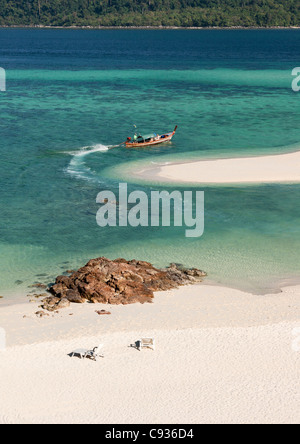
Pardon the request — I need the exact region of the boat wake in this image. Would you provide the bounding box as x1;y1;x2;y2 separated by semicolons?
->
65;144;110;184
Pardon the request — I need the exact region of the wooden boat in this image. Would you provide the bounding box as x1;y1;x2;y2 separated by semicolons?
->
125;126;178;148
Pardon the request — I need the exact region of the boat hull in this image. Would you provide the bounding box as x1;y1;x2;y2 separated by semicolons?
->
125;126;177;148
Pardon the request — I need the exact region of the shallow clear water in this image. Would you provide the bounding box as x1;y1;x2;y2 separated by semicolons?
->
0;28;300;298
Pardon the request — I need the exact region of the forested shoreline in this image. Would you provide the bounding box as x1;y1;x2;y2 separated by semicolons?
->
0;1;299;28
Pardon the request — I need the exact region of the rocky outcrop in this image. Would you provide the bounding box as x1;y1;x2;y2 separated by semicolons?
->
44;257;206;310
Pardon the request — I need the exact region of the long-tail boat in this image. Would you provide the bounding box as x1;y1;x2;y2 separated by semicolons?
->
125;126;178;148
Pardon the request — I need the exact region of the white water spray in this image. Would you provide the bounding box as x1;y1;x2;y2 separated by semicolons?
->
65;144;111;183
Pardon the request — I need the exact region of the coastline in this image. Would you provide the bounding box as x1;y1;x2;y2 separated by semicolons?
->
1;25;300;30
1;282;300;346
0;282;299;423
132;150;300;185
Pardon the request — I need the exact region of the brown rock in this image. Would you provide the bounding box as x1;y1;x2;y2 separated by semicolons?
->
35;311;49;318
47;257;206;311
56;298;71;310
65;290;85;304
41;296;60;312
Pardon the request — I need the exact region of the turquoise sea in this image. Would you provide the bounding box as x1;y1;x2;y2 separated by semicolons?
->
1;28;300;301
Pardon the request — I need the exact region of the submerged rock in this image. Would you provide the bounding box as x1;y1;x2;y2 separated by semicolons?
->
29;283;47;289
46;257;206;311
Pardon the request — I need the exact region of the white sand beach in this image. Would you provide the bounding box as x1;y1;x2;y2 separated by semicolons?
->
136;151;300;185
0;283;300;424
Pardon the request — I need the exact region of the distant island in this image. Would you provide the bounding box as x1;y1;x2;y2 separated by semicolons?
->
0;0;299;28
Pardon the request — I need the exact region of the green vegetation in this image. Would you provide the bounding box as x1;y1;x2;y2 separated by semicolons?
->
0;1;299;28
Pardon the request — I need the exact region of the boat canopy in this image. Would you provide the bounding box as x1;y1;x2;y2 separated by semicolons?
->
138;133;157;140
